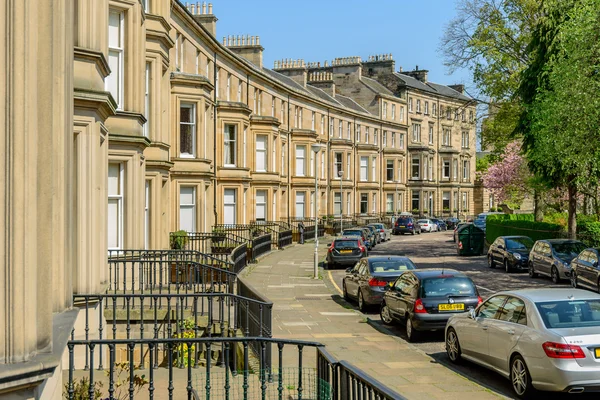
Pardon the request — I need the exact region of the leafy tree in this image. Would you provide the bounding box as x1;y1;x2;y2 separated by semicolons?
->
520;0;600;238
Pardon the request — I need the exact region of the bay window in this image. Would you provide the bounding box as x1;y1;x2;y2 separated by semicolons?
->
360;157;368;181
107;10;124;109
255;190;267;222
179;186;196;233
223;124;237;166
108;163;124;250
295;145;306;176
256;135;267;172
224;189;237;224
411;156;420;179
180;103;196;157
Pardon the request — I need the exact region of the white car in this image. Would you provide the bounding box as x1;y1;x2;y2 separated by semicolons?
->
445;288;600;398
368;223;391;242
417;219;436;232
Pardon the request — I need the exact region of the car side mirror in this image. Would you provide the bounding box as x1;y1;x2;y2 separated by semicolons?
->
469;309;477;319
345;267;352;273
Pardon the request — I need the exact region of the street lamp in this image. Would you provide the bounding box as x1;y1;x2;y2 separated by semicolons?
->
311;144;324;280
338;170;344;235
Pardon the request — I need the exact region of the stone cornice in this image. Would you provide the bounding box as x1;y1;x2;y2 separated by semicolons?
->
148;140;170;151
439;146;460;154
108;133;152;149
250;115;281;127
170;72;214;90
115;110;147;125
357;143;379;151
145;13;172;32
145;160;174;170
216;101;252;115
382;148;405;155
74;88;117;120
291;128;317;139
407;143;429;151
74;47;111;78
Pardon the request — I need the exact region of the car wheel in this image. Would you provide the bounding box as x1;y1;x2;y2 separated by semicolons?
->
342;282;349;301
446;328;462;364
358;290;366;312
488;255;495;269
570;272;578;288
405;317;419;342
551;266;561;284
528;262;537;278
510;355;535;399
504;259;512;273
380;303;393;325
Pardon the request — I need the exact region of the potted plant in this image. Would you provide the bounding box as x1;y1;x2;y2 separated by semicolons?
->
170;230;188;250
411;208;419;215
211;228;226;243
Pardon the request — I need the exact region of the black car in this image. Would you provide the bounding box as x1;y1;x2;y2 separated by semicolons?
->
393;216;421;235
445;218;460;229
571;248;600;292
343;256;417;311
529;239;586;283
380;269;481;342
342;229;372;250
326;237;367;269
363;225;380;245
488;236;534;273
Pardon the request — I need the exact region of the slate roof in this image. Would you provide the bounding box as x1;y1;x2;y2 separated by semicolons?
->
394;73;472;101
261;67;311;96
426;82;471;101
361;76;394;96
335;95;371;114
306;85;341;105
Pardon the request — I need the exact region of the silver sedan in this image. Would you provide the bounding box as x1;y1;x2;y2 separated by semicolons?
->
445;288;600;398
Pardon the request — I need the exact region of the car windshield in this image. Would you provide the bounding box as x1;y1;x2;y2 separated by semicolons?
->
343;230;363;237
553;242;586;258
334;240;358;248
397;218;411;224
506;238;534;251
373;224;384;229
536;300;600;329
420;277;476;298
369;260;416;273
417;220;428;224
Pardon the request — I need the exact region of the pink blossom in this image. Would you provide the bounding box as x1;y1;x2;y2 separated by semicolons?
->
482;141;531;203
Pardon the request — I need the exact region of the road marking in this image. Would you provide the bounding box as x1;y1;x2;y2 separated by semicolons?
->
328;270;344;295
268;284;326;288
477;285;494;293
303;294;332;297
281;321;317;326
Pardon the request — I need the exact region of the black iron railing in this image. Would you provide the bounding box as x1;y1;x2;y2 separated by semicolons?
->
250;233;272;262
251;221;294;249
107;250;238;296
66;336;400;400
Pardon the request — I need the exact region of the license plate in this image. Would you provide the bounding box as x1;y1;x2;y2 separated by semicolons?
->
340;250;352;254
439;303;465;311
595;348;600;358
399;226;405;228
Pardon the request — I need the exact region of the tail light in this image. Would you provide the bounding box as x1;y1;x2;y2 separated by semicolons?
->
477;296;483;306
380;229;385;232
368;278;387;287
542;342;585;359
414;299;427;314
328;243;335;253
408;223;413;227
458;242;463;249
359;244;366;252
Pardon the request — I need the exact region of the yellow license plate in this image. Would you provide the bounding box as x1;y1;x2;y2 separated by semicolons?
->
595;348;600;358
399;226;405;228
439;303;465;311
340;250;352;254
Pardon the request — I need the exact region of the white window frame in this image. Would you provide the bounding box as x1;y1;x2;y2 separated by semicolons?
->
372;193;377;213
296;145;306;176
374;129;378;145
108;163;124;250
433;103;437;116
179;102;196;158
334;192;342;215
237;80;242;102
463;160;470;181
391;104;396;120
411;156;420;179
356;124;361;143
281;143;286;175
321;152;325;179
295;191;306;218
224;189;237;224
383;101;387;118
338;121;343;138
346;154;351;179
226;73;231;101
334;153;343;179
347;122;351;140
386;160;394;182
360;194;368;214
399;133;405;149
428;126;433;144
321;115;325;135
107;10;124;109
272;98;275;117
329;118;334;137
215;67;220;98
360;156;368;182
311;111;316;130
365;127;369;144
386;194;394;213
179;186;196;233
443;160;451;179
223;124;237;167
428;156;433;180
256;135;267;172
272;137;277;173
412;124;421;142
416;99;421;113
453;159;458;180
383;131;387;146
424;101;429;115
409;98;413;112
255;190;267;222
145;180;150;249
144;62;150;138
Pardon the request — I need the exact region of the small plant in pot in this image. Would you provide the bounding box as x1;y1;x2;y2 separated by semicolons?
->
212;228;226;243
170;230;188;250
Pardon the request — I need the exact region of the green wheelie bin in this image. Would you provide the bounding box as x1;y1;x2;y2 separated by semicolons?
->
456;224;485;256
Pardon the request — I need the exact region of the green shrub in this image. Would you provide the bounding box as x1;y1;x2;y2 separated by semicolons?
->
486;214;563;244
577;220;600;247
170;230;188;250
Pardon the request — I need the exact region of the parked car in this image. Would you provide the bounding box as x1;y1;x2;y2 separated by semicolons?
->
379;269;481;342
488;236;534;273
393;216;421;235
528;239;586;283
360;227;376;248
570;248;600;292
446;288;600;398
343;256;417;311
417;219;437;233
326;237;367;269
445;218;460;229
453;222;470;242
342;228;371;250
363;225;381;245
474;212;503;233
368;223;391;242
431;218;447;231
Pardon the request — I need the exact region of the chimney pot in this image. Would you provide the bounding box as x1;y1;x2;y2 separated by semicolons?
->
208;3;212;14
257;36;260;45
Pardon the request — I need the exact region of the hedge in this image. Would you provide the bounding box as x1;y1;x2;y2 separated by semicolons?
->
486;214;563;244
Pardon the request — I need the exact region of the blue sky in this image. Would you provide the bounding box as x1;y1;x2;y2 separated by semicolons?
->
212;0;472;89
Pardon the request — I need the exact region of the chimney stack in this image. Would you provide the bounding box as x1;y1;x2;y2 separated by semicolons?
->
403;65;429;83
362;53;395;77
449;84;465;94
223;34;264;68
186;2;218;37
273;58;308;87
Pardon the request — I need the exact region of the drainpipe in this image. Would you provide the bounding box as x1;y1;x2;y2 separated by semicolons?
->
287;94;291;224
213;52;218;224
327;109;330;217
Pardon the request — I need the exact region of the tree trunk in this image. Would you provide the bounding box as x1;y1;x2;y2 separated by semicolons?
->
567;180;577;239
533;189;544;222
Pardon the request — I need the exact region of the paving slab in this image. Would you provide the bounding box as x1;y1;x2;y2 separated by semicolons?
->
241;240;505;399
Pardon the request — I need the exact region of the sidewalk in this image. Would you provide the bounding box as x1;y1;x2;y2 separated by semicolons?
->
241;240;502;400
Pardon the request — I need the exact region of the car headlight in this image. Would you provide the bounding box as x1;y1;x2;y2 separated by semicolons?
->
564;261;571;268
512;253;522;260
